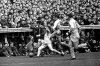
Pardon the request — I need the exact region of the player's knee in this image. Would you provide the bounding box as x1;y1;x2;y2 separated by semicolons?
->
50;48;54;51
69;44;72;48
74;46;78;50
38;47;42;51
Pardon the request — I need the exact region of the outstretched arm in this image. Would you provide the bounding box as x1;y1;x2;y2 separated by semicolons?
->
52;19;61;30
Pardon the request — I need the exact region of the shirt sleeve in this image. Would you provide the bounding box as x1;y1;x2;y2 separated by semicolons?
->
76;21;81;29
52;20;61;29
69;19;75;28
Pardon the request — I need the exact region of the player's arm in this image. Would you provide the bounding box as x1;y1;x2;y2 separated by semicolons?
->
76;22;81;29
76;21;81;33
52;20;60;30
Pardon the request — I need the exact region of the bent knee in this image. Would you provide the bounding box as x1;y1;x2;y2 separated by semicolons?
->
74;46;78;50
69;44;72;48
38;47;42;51
50;48;54;51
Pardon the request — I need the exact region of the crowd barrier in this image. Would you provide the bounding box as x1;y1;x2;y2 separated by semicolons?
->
0;25;100;33
0;28;32;33
60;25;100;30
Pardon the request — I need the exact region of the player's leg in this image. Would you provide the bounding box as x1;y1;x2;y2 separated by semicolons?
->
73;40;79;50
69;40;76;59
56;34;64;55
47;43;62;55
37;44;46;57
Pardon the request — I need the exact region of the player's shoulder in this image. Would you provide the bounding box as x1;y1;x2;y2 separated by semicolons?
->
70;18;75;21
56;19;61;22
70;18;76;22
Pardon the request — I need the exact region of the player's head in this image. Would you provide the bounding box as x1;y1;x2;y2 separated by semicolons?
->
68;13;74;18
54;12;63;19
45;26;50;33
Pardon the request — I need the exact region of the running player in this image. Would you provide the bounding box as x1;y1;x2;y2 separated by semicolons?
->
37;26;63;57
68;14;81;60
51;15;64;55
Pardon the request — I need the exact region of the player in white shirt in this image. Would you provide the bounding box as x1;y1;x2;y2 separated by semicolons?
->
37;26;63;57
51;15;64;55
68;14;81;60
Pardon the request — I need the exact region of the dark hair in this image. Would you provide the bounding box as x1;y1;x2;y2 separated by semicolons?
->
68;13;73;18
55;14;63;19
54;13;60;18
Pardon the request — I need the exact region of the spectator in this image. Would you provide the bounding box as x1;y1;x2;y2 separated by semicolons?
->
10;42;19;56
0;42;10;57
3;43;13;56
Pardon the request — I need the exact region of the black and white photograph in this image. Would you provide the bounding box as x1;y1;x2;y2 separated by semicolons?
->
0;0;100;66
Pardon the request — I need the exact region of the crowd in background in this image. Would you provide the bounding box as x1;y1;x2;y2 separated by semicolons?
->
0;0;100;28
0;0;100;57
